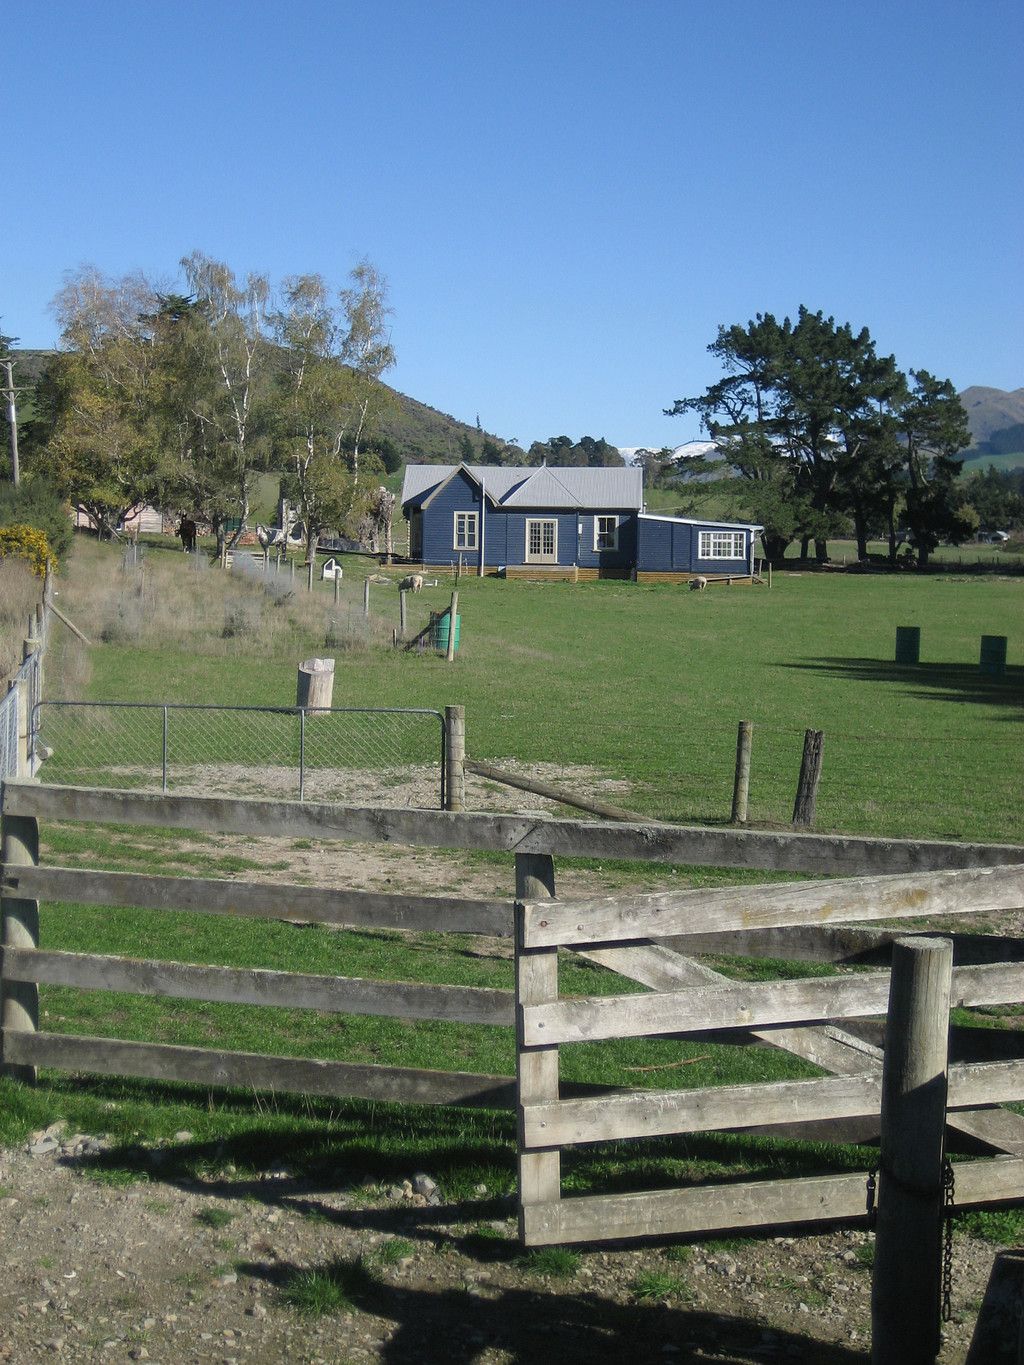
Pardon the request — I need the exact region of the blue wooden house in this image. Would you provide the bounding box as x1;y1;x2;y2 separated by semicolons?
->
400;463;762;582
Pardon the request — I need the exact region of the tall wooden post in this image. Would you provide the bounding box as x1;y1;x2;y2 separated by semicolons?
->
399;590;408;640
1;810;40;1082
731;720;752;824
872;936;953;1365
334;572;341;606
515;852;560;1244
446;590;459;662
444;705;465;812
792;728;824;826
363;577;371;619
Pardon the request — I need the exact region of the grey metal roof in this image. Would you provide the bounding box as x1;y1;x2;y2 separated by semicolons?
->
401;463;643;511
639;513;763;531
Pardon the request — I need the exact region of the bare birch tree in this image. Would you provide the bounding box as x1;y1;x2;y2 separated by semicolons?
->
179;252;273;554
272;261;396;560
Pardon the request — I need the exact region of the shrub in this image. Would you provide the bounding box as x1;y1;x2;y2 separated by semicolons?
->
222;596;262;639
0;524;54;577
0;482;72;560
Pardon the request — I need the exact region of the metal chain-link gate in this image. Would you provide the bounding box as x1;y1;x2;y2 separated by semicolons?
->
32;701;447;807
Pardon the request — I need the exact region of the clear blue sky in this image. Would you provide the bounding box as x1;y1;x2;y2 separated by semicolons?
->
5;0;1022;448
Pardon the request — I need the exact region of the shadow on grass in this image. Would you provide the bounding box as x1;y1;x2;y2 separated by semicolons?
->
238;1253;869;1364
778;657;1024;713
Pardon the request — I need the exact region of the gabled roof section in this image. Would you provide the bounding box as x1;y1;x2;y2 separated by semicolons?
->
401;464;643;511
401;463;528;509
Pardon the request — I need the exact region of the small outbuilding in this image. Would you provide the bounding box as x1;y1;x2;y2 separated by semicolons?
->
635;514;763;583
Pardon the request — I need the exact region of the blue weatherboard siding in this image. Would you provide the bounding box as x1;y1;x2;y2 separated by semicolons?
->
420;469;484;567
636;518;753;574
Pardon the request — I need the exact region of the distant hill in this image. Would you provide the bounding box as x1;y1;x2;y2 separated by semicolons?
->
960;385;1024;464
375;385;513;463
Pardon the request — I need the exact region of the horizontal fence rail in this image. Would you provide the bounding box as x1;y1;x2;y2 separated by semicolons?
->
5;781;1024;874
32;701;446;808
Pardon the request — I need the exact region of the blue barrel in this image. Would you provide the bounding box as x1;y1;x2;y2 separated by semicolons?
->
895;626;921;665
430;612;461;654
979;635;1007;677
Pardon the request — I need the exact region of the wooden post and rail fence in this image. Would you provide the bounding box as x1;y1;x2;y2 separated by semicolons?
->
442;712;824;830
3;780;1024;1360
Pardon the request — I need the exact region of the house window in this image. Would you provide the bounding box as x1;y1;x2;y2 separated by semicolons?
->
594;515;619;551
454;511;478;551
525;518;558;563
698;530;746;560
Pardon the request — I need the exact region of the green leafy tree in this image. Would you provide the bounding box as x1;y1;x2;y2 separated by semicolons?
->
527;435;625;468
667;308;962;565
962;465;1024;531
31;267;163;538
897;370;974;564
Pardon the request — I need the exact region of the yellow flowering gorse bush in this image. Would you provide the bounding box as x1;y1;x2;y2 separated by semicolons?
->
0;525;54;578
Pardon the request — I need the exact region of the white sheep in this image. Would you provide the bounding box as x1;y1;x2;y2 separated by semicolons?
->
689;576;708;592
399;574;424;593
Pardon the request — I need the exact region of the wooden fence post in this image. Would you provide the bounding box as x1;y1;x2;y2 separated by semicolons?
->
363;577;371;619
515;852;560;1243
1;809;40;1082
731;720;752;824
446;590;459;662
792;728;824;826
444;705;465;812
399;590;408;640
17;636;38;776
871;936;953;1365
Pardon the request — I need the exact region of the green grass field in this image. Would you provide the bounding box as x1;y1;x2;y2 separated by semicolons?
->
64;539;1024;842
4;535;1021;1197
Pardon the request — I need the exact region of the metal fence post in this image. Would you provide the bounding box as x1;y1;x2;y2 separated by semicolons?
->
162;705;169;793
299;708;306;801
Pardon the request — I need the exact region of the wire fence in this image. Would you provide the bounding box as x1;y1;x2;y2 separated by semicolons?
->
33;702;447;807
1;597;48;784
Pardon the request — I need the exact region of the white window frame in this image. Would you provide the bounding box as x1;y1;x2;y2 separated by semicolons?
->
698;529;746;561
453;511;478;551
525;518;558;563
594;514;619;552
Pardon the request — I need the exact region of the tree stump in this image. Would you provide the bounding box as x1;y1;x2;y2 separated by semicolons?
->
296;658;335;711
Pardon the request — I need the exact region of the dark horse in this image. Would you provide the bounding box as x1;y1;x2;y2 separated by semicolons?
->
177;517;198;552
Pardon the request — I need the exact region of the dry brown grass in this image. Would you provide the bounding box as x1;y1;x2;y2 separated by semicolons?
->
51;536;396;665
0;558;42;683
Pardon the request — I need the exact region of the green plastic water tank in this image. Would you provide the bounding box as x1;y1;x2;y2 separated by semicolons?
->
979;634;1007;677
895;625;921;664
431;612;461;654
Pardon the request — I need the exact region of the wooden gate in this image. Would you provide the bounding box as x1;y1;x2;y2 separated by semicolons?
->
515;857;1024;1245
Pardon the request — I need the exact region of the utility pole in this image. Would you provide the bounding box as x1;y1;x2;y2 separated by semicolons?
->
1;359;22;485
